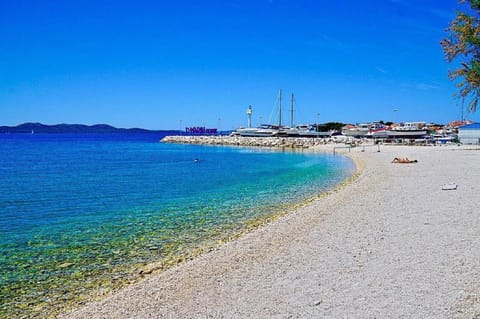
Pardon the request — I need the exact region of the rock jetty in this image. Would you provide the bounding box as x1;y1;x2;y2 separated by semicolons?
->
160;135;345;148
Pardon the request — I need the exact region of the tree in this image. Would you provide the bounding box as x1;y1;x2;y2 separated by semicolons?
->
441;0;480;112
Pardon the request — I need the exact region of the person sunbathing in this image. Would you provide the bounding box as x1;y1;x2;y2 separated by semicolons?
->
392;157;417;164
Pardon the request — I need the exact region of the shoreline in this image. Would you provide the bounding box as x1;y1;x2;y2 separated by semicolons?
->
62;144;480;318
36;140;355;318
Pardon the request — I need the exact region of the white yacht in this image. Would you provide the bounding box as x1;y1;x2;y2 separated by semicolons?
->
386;122;428;138
233;124;280;137
343;122;386;137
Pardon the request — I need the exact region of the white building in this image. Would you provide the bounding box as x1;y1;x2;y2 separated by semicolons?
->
458;123;480;145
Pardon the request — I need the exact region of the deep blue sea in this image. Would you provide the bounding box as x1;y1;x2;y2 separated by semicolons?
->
0;133;355;317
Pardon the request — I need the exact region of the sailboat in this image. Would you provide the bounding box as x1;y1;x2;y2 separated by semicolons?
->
280;93;331;137
234;90;284;137
277;92;298;137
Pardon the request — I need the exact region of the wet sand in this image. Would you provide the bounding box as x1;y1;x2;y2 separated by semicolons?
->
62;144;480;319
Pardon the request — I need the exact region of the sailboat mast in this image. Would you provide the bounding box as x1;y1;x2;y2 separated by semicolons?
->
279;89;282;127
290;93;294;128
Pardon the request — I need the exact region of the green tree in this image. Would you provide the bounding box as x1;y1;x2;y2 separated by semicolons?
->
441;0;480;112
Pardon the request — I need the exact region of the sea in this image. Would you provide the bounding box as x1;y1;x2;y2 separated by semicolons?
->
0;133;355;318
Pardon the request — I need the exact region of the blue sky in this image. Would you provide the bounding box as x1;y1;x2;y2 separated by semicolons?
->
0;0;475;130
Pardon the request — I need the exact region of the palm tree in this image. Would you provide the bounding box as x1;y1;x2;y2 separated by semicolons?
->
441;0;480;112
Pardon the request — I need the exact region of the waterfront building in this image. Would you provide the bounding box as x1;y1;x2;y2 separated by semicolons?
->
458;123;480;145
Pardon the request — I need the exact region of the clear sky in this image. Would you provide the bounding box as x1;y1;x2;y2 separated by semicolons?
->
1;0;476;130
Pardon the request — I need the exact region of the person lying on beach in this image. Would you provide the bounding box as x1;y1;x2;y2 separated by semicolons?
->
392;157;418;164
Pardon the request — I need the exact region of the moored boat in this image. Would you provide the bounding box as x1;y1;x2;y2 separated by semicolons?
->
385;122;427;139
342;123;370;137
367;128;388;138
233;90;294;138
283;124;332;137
234;124;281;137
343;122;386;138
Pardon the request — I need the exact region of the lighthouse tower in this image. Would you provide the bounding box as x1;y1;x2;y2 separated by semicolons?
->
246;105;253;128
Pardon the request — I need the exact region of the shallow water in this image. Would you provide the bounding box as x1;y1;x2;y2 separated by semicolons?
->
0;133;355;317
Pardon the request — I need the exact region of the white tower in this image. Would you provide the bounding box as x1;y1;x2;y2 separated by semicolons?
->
246;105;253;128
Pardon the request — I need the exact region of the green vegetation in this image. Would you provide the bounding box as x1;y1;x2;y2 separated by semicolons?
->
441;0;480;112
316;122;345;132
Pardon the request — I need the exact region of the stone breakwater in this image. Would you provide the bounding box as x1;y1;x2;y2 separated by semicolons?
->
161;135;343;148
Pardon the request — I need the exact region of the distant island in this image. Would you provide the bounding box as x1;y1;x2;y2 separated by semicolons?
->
0;122;174;134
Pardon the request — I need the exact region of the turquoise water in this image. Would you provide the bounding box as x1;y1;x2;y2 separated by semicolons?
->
0;133;355;317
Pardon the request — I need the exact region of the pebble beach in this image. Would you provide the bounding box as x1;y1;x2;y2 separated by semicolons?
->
62;142;480;319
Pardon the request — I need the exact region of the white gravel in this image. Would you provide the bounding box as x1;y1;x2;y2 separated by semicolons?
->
61;144;480;319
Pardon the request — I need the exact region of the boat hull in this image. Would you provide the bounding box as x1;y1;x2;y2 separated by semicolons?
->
234;128;279;137
283;130;331;138
385;129;428;138
367;129;388;138
342;129;369;137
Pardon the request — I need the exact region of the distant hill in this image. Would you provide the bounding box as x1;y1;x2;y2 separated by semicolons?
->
0;122;173;134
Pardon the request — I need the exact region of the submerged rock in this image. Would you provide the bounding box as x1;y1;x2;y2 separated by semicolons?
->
138;261;164;275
